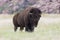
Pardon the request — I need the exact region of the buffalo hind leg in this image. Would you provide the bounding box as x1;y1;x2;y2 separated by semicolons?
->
14;27;18;32
20;27;24;31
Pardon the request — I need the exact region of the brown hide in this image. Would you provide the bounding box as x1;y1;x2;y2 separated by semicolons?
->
13;7;42;32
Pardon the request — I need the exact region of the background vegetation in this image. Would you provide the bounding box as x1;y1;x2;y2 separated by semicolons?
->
0;0;60;14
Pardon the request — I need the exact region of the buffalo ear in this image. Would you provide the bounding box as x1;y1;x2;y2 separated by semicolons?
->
29;13;32;17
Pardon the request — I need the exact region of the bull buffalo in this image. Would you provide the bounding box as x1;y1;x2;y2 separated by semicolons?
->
13;7;42;32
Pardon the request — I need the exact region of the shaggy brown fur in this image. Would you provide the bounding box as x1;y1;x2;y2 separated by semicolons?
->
13;7;42;32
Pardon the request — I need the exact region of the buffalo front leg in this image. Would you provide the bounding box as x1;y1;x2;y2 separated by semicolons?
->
25;23;34;32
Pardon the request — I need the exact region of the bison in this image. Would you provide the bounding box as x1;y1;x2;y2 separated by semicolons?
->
13;7;42;32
